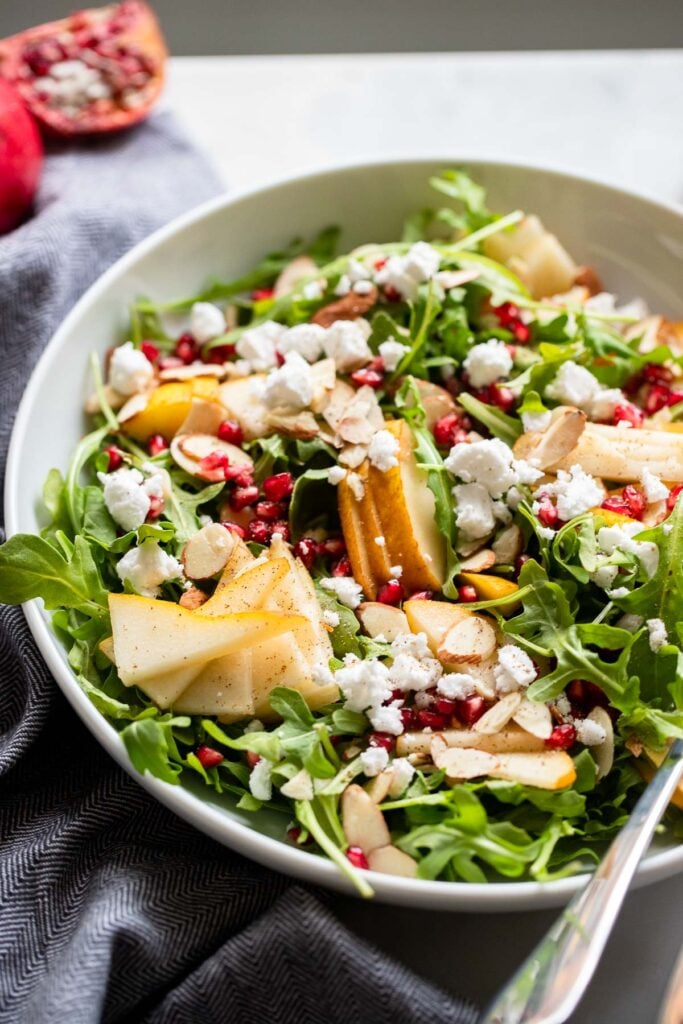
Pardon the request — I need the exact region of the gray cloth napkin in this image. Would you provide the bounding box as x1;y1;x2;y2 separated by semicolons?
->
0;112;478;1024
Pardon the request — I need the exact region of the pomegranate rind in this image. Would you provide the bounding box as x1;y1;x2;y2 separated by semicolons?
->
0;78;43;232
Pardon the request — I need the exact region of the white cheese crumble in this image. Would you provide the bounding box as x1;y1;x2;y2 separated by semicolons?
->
334;655;392;713
391;632;433;660
368;429;399;471
235;320;286;371
544;360;625;421
277;322;326;363
320;576;364;609
374;536;386;547
493;645;537;694
608;587;630;599
591;564;620;590
452;482;496;541
641;468;669;503
462;339;513;389
280;768;314;800
321;319;373;372
597;522;660;578
98;467;155;532
353;280;374;295
115;540;183;598
302;280;324;300
334;274;351;296
346;471;365;501
437;672;478;700
616;613;644;632
108;341;154;396
327;466;347;485
646;617;668;652
389;652;442;692
521;409;552;433
249;758;273;801
322;609;340;629
378;338;410;371
374;242;441;300
445;437;543;500
190;302;226;343
389;564;403;578
261;351;314;411
359;746;389;777
368;704;404;735
575;718;607;747
534;464;605;521
388;757;415;797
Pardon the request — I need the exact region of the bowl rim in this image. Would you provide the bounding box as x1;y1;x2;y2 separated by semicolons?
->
6;155;683;911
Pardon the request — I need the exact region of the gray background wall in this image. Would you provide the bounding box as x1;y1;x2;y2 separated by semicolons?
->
2;0;682;53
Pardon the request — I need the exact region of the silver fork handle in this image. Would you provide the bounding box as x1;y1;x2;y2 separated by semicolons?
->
482;739;683;1024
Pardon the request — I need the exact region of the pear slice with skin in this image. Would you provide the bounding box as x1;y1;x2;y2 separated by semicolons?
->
337;471;379;599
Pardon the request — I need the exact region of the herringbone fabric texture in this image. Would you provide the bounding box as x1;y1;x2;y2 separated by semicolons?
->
0;115;478;1024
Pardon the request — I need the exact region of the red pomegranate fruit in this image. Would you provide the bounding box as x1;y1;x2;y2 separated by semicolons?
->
0;1;167;137
0;78;43;232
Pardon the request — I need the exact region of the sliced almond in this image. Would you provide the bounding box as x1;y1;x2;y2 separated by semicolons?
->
367;845;418;878
98;635;116;663
513;698;553;740
175;397;226;438
459;548;496;573
219;376;272;441
341;784;391;855
642;499;668;529
117;392;150;424
312;286;378;329
489;750;576;790
587;707;614;781
365;769;393;804
309;357;337;407
357;602;409;641
265;409;320;440
438;616;497;666
492;524;523;565
435;267;481;290
526;406;587;470
338;444;369;468
171;433;254;478
179;585;209;610
181;523;236;581
573;265;603;296
431;739;498;780
320;379;358;432
273;254;319;298
474;692;523;735
397;726;545;757
159;362;226;382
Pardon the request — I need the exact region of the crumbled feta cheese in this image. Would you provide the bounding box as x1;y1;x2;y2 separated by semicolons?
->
335;654;392;712
334;274;351;296
591;564;620;590
348;258;371;284
535;464;605;521
99;466;151;531
391;632;432;660
463;339;513;389
280;768;314;800
235;320;286;371
554;693;573;719
353;280;375;295
346;471;365;501
646;617;668;652
262;351;314;411
277;323;326;363
368;703;404;735
368;429;399;472
437;673;478;700
116;540;183;598
108;341;154;396
663;523;674;535
327;466;347;485
360;746;389;777
545;360;601;409
389;653;442;692
322;609;340;629
374;242;440;300
589;388;624;422
190;302;225;343
597;522;660;577
389;564;403;578
575;718;607;747
388;757;415;797
493;645;537;694
616;613;644;632
321;319;372;372
536;525;557;541
302;280;324;300
608;586;630;599
453;482;496;541
446;437;542;499
378;338;410;371
521;409;552;433
414;689;435;709
320;576;364;609
374;535;386;547
641;468;669;503
249;758;273;801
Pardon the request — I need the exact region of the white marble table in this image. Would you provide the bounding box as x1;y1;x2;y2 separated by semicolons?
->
167;51;683;1024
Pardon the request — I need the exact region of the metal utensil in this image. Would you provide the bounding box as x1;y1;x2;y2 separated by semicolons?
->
482;739;683;1024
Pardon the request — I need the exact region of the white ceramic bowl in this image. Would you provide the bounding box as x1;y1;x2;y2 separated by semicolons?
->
6;158;683;911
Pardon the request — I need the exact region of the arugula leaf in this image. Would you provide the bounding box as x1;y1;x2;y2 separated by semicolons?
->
164;478;224;546
457;392;522;446
315;585;362;657
429;170;494;233
288;468;336;540
268;686;314;729
122;717;188;786
0;533;109;620
82;486;117;547
615;499;683;638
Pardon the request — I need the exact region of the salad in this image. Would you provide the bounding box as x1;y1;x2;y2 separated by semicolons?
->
2;169;683;896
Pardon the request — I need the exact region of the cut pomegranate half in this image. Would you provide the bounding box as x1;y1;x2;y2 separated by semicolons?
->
0;78;43;233
0;1;167;137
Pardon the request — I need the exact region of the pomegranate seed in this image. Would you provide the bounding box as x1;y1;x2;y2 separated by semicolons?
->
332;555;352;577
368;356;386;373
377;580;404;605
416;709;448;730
263;472;294;502
105;446;123;471
231;466;254;488
198;452;231;482
494;301;521;327
270;520;291;541
174;333;199;364
645;383;671;414
320;536;346;558
287;826;302;843
400;707;418;730
643;363;673;385
147;495;164;520
667;391;683;407
667;483;683;511
217;419;244;446
546;724;577;750
613;403;644;428
409;590;434;601
456;696;487;725
433;412;466;448
490;383;515;412
148;433;168;456
384;285;402;303
346;846;369;870
458;585;478;603
275;351;286;367
247;519;273;545
537;496;559;528
251;288;274;301
512;321;531;344
230;485;260;511
141;340;159;363
294;537;318;569
566;679;608;715
368;732;395;751
350;368;384;389
246;751;261;768
203;344;236;364
600;496;631;517
435;698;458;717
388;688;405;705
515;554;531;578
196;745;224;769
221;522;246;539
622;485;646;520
374;257;388;270
255;500;286;521
158;355;184;371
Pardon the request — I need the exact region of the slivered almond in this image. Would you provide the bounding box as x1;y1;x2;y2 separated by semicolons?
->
365;770;393;804
459;548;497;573
341;784;391;854
397;726;544;757
179;585;209;610
175;398;226;438
273;255;319;298
265;410;320;440
492;524;523;565
587;707;614;781
438;616;497;666
527;406;587;470
367;845;418;878
431;740;498;780
513;699;553;739
117;392;150;423
573;265;603;296
474;692;523;734
181;523;236;581
312;287;378;328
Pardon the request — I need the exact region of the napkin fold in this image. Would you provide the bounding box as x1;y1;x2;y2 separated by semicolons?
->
0;112;478;1024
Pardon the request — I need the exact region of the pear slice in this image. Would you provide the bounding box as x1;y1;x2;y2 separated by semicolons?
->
397;726;545;757
357;602;410;641
488;750;576;790
218;375;272;440
338;471;382;599
367;845;418;878
341;784;391;855
202;557;290;615
367;419;446;593
403;599;471;653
